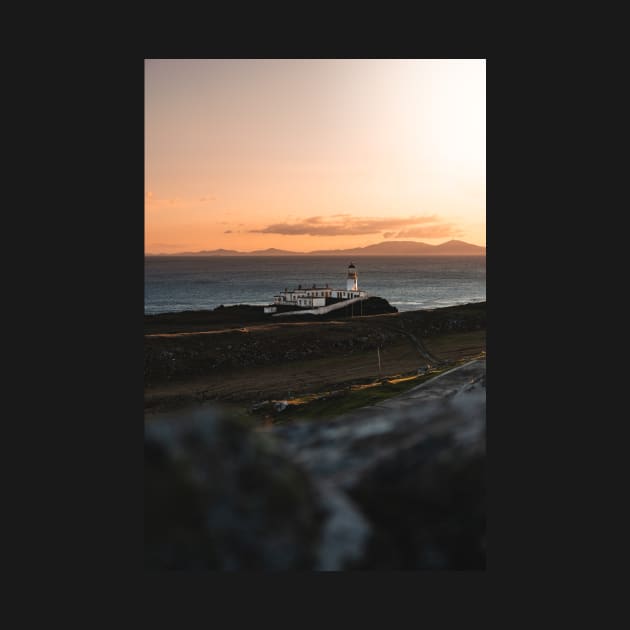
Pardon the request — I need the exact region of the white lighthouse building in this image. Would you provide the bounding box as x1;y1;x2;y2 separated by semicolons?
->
346;262;358;291
272;262;367;308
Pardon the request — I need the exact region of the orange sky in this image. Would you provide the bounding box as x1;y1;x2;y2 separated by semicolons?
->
145;59;485;253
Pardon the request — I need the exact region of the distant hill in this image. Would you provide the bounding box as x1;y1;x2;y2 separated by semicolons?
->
148;247;301;256
164;248;243;256
248;248;301;255
308;240;485;256
431;240;486;255
147;240;485;256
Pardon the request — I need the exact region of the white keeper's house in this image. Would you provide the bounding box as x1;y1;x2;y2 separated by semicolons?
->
272;263;368;308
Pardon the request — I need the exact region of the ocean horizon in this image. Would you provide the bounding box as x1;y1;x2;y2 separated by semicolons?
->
145;255;486;315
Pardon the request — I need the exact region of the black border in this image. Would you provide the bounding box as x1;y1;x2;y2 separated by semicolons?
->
52;44;565;612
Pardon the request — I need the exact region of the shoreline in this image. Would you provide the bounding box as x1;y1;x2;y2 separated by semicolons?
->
144;298;486;317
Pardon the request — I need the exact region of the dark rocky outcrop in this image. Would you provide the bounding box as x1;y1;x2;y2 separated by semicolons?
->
145;360;485;570
145;411;327;570
273;361;486;569
144;297;397;334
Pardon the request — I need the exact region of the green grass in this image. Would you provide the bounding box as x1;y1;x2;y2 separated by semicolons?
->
250;361;470;425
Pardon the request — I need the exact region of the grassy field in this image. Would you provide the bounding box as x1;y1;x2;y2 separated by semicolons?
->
145;303;486;420
423;330;486;361
248;362;472;425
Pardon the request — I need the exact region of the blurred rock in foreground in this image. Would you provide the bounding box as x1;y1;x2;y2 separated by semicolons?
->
145;360;485;570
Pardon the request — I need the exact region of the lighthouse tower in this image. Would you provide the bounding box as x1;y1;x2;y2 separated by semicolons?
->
346;262;358;291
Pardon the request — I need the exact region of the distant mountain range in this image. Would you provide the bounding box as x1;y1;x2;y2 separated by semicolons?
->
147;240;485;257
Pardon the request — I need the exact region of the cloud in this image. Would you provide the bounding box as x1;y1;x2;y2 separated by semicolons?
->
224;230;233;234
251;215;443;237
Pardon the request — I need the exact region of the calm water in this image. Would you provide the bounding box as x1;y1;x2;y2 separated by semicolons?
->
144;256;486;315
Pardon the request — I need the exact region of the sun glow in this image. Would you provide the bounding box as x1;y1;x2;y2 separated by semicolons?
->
145;59;486;253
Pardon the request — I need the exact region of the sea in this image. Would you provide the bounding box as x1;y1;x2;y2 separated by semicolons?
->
144;256;486;315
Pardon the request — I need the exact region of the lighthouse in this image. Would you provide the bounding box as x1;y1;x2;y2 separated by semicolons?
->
271;261;367;311
346;262;358;291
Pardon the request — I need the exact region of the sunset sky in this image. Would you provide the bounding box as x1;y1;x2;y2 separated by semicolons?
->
145;59;485;254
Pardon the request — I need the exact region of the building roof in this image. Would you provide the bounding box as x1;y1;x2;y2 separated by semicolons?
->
279;287;333;293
